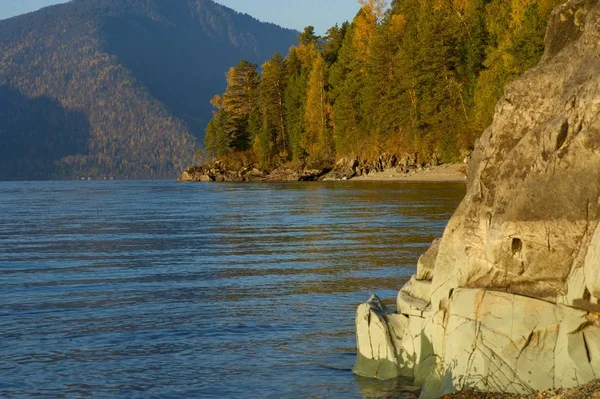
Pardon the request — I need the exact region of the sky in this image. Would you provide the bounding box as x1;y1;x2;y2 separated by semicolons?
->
0;0;361;34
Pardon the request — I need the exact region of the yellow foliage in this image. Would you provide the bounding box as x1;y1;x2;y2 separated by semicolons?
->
510;0;535;28
304;55;331;160
294;43;319;67
388;14;407;37
358;0;387;20
353;0;388;65
452;0;467;11
210;94;224;110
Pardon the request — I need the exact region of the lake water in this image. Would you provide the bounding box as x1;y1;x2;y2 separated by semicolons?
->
0;180;465;398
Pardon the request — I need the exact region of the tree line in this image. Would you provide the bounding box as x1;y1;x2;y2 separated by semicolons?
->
204;0;561;169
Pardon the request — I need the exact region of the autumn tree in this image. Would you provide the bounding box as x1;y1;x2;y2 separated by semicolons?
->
330;1;386;157
203;0;560;169
304;54;332;161
354;0;387;65
204;60;259;157
254;53;288;167
364;9;406;150
284;33;320;162
472;0;562;132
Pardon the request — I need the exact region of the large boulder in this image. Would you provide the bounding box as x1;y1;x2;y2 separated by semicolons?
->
353;0;600;396
353;295;413;380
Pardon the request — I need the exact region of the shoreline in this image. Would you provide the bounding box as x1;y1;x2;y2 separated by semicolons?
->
179;162;468;183
349;163;467;182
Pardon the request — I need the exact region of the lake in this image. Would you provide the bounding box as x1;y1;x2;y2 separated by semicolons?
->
0;180;465;398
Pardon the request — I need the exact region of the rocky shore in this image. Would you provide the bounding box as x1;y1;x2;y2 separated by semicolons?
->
353;0;600;398
178;154;465;183
441;379;600;399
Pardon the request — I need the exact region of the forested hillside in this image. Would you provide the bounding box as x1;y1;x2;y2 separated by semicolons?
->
0;0;297;180
204;0;562;170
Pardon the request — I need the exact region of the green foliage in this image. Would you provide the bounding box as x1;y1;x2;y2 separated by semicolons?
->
323;23;350;65
204;60;260;159
204;0;559;168
305;54;333;161
284;48;309;162
329;22;368;157
298;26;320;45
205;112;233;158
255;53;288;167
472;0;562;131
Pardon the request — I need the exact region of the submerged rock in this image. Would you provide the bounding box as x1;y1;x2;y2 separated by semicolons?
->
354;0;600;397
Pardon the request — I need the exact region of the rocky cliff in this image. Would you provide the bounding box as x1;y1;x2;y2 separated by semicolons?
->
353;0;600;397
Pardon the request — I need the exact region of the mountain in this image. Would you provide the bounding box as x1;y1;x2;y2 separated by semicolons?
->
0;0;298;180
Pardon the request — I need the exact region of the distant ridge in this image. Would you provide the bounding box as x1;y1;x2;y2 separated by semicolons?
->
0;0;298;180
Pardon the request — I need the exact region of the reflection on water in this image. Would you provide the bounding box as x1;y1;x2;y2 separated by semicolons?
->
355;375;421;399
0;180;465;398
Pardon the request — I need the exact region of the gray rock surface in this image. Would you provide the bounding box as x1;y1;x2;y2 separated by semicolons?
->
353;0;600;396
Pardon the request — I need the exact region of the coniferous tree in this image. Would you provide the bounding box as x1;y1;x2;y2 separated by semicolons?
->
330;1;383;158
284;38;320;162
323;23;349;65
222;60;259;151
255;53;288;167
205;111;232;158
329;22;364;157
202;0;561;170
304;54;332;161
284;48;309;161
298;26;320;46
204;60;259;156
365;9;406;150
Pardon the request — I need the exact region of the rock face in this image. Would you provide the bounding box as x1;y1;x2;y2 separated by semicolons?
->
354;0;600;397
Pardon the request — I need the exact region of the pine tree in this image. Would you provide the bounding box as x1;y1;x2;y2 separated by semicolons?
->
255;53;288;167
323;23;350;65
298;26;320;46
364;9;406;150
283;37;320;162
221;60;259;151
330;15;368;157
204;111;233;158
285;48;309;161
304;54;332;161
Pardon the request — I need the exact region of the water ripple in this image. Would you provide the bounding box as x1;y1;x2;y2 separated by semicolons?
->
0;180;464;398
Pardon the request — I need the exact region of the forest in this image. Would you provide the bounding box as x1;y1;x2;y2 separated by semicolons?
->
204;0;562;170
0;0;297;180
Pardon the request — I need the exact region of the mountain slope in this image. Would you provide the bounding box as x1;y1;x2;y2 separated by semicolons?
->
0;0;298;180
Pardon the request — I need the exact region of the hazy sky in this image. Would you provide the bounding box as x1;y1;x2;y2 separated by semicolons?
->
0;0;360;34
213;0;359;34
